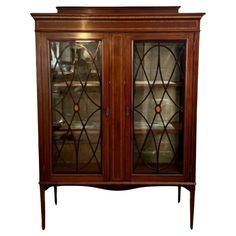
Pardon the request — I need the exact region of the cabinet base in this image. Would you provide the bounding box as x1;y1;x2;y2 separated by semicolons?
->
39;182;195;230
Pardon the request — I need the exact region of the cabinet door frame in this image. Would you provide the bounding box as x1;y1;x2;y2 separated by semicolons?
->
123;32;195;183
36;32;111;183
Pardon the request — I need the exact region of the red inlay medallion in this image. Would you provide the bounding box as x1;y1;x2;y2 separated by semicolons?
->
74;104;80;112
155;105;161;113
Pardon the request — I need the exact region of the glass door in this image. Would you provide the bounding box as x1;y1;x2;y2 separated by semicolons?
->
50;40;102;174
132;41;186;174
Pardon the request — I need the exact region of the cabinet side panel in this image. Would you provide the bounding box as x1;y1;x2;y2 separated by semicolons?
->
41;34;52;181
182;33;194;182
189;32;200;182
35;32;47;182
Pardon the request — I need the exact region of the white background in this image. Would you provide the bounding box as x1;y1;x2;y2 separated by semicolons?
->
0;0;235;235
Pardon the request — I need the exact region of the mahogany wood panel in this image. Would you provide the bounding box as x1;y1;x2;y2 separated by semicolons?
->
56;6;181;14
34;19;200;32
189;32;200;182
35;32;45;181
110;34;126;181
32;14;204;20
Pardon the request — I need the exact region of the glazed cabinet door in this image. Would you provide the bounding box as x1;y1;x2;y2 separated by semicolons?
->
38;33;110;182
124;33;195;181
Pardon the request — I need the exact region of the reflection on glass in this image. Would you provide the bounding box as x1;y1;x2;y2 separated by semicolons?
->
50;40;102;174
133;41;185;174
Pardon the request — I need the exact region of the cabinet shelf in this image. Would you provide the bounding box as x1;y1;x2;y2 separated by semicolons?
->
53;163;101;174
53;122;100;137
52;70;99;79
134;163;181;174
135;81;182;87
52;80;100;88
134;122;182;134
52;80;181;88
53;129;100;138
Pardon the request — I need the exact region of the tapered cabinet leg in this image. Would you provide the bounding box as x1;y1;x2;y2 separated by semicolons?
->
190;186;195;229
178;186;181;203
40;185;46;230
54;186;57;205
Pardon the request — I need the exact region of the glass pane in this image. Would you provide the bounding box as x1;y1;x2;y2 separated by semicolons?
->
50;40;102;174
133;41;185;174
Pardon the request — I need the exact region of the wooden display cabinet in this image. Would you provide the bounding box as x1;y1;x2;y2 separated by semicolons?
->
31;6;204;229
